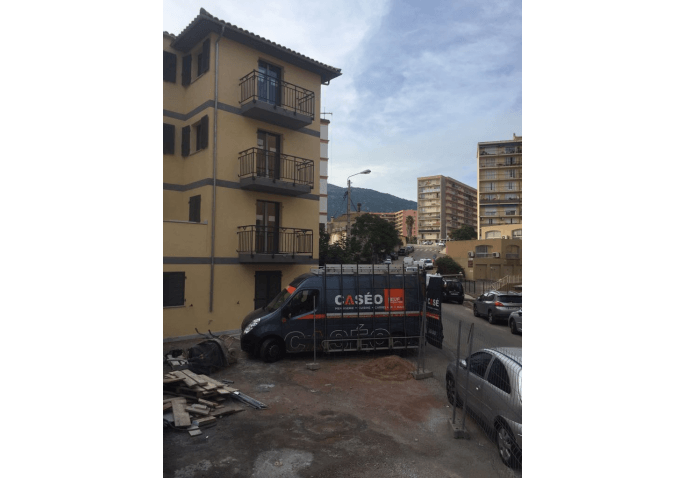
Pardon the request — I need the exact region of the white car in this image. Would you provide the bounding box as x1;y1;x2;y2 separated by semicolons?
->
437;241;445;246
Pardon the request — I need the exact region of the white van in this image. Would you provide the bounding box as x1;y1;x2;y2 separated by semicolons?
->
403;256;414;267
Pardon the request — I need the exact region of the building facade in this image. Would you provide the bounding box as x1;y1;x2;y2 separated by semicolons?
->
477;134;522;240
444;239;522;281
393;209;417;241
163;9;341;339
416;176;477;242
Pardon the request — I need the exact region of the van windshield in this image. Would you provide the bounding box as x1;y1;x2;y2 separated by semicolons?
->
265;288;292;312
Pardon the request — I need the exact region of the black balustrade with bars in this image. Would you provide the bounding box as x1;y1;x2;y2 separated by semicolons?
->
239;70;315;119
237;225;313;257
238;148;314;187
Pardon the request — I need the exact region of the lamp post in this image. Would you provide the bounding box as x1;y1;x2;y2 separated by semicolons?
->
347;169;371;239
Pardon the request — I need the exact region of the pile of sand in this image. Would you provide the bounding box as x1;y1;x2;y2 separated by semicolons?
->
359;355;416;381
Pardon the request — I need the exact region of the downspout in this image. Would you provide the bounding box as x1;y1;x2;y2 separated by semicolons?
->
209;25;225;313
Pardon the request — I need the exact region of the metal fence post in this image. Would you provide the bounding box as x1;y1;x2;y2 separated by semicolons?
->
461;323;474;431
307;295;320;370
452;320;462;424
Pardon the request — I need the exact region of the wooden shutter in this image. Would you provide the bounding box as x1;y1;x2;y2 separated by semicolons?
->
189;195;201;223
181;126;190;157
200;115;209;150
163;123;175;154
201;39;210;74
163;272;185;307
182;55;192;86
163;51;177;83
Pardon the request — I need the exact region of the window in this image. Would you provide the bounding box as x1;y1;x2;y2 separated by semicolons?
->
189;195;201;223
163;272;185;307
181;115;209;157
484;208;497;216
505;157;516;165
506;181;516;190
508;169;517;178
181;39;210;86
487;358;511;394
513;229;522;239
256;200;280;253
258;60;281;106
467;352;492;378
257;130;281;179
163;51;177;83
163;123;175;154
287;289;319;317
485;231;501;239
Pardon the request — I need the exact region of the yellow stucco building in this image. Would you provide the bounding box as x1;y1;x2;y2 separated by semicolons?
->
163;9;341;340
477;134;523;240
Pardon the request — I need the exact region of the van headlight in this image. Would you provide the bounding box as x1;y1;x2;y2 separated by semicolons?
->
243;318;261;334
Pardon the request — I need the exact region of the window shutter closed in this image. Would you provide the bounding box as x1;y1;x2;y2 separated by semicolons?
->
182;55;192;86
163;123;175;154
181;126;191;157
200;115;209;150
189;195;201;222
163;51;177;83
163;272;185;307
201;39;210;74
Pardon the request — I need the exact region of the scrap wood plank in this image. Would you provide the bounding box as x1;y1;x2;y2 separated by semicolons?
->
185;406;210;416
171;399;191;427
163;402;173;412
180;370;208;386
194;416;217;427
198;398;219;408
210;403;244;417
171;371;196;388
163;376;184;384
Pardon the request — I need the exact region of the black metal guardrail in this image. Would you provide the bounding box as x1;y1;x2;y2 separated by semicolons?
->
239;70;315;118
237;225;313;256
238;148;314;186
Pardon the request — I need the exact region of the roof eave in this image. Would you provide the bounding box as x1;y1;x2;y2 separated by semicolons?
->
169;9;342;84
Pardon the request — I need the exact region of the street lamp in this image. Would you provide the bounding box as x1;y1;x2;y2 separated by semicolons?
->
347;169;371;239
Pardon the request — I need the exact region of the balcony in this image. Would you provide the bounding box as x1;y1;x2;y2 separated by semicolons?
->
238;148;314;196
239;70;315;130
480;197;521;204
237;225;313;264
479;159;523;168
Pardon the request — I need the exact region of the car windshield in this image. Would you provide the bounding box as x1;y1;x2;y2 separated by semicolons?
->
499;295;522;304
265;288;293;312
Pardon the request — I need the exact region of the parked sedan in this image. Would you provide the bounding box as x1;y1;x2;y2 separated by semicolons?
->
446;347;522;468
473;291;522;324
508;309;522;334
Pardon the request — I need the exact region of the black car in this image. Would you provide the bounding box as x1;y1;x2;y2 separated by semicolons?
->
441;280;464;304
398;248;406;256
390;252;399;260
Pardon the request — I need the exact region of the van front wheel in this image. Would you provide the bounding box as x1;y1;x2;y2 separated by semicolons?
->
260;338;284;363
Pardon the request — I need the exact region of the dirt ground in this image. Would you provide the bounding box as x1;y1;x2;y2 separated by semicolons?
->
163;338;521;478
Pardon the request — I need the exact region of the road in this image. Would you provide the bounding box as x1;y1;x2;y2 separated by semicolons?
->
396;243;522;362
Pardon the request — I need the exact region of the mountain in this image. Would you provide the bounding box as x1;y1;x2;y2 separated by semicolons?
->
326;184;417;220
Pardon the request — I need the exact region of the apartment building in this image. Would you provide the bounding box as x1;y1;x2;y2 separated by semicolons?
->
326;210;412;244
393;209;417;241
163;9;341;339
477;134;522;240
416;176;477;242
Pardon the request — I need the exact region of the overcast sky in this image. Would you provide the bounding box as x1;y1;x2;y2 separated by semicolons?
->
163;0;522;202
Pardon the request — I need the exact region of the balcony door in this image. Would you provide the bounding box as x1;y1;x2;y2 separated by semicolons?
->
257;131;281;180
258;60;281;106
256;200;280;254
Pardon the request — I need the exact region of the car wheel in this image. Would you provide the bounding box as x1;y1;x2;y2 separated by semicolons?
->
510;319;517;334
487;310;495;324
496;422;520;469
473;305;480;317
260;338;284;363
457;299;463;305
445;372;463;407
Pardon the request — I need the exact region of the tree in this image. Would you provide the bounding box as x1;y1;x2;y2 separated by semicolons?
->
351;214;401;263
434;256;465;275
449;225;477;241
319;225;355;265
405;215;415;241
